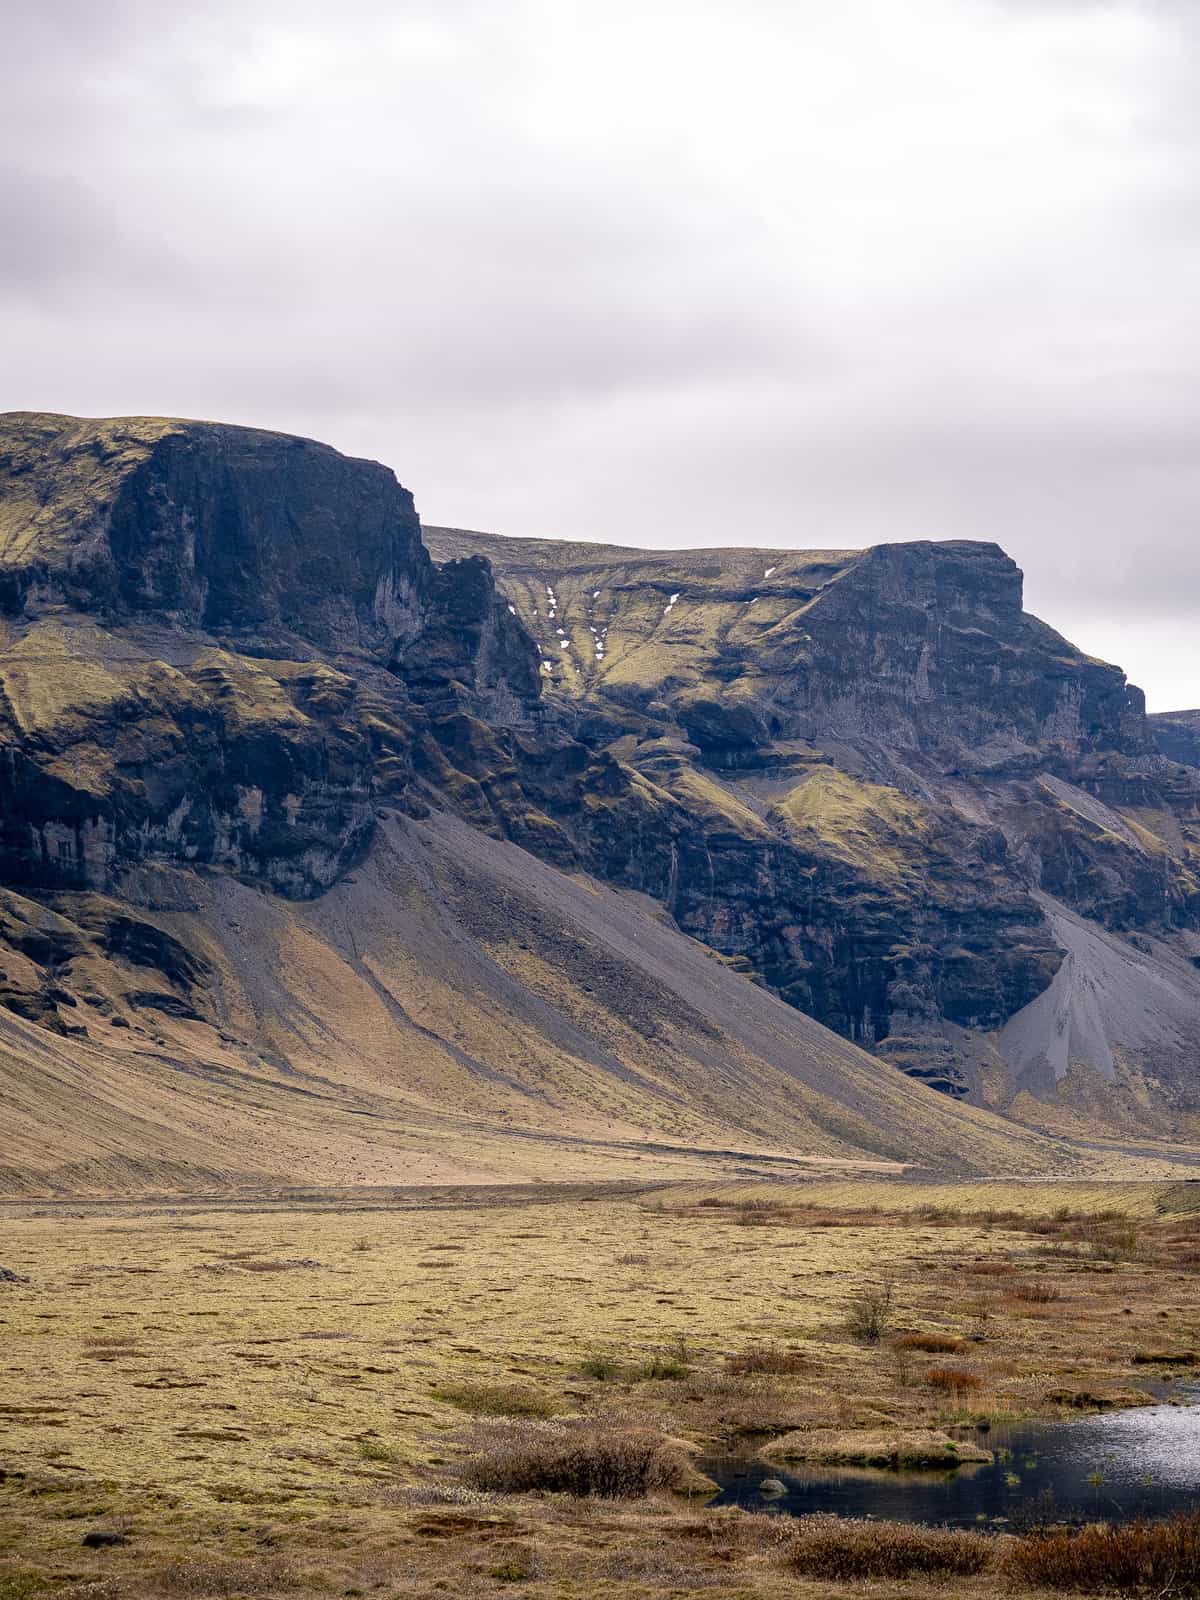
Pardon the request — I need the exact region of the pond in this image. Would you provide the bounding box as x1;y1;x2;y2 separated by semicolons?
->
702;1387;1200;1528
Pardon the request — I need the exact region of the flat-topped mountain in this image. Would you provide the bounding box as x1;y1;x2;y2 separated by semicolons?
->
0;412;1196;1195
425;529;1146;766
425;526;1200;1125
0;412;430;647
1;411;1084;1194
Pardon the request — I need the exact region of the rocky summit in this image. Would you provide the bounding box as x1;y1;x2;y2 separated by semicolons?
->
0;412;1197;1196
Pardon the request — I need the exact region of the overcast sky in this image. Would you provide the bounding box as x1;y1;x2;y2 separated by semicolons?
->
3;1;1197;709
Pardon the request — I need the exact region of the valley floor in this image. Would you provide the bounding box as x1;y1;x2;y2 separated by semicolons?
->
2;1178;1200;1598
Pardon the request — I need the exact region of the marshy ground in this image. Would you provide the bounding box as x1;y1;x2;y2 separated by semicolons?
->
3;1177;1200;1598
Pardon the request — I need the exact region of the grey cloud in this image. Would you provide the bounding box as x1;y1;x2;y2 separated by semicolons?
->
1;0;1198;709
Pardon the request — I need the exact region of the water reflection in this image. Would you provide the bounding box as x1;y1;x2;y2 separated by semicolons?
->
703;1388;1200;1528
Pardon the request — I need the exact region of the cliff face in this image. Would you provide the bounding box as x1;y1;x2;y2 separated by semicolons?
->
426;526;1200;1122
0;410;1196;1177
0;413;431;646
1152;709;1200;769
0;414;545;904
2;412;1081;1194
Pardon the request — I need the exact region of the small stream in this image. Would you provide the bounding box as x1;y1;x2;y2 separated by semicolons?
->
702;1387;1200;1528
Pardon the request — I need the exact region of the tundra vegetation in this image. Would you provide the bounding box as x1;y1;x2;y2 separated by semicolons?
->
2;1177;1200;1598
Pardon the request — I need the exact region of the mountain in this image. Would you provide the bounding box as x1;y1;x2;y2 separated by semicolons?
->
1152;709;1200;769
3;410;1106;1195
423;527;1200;1137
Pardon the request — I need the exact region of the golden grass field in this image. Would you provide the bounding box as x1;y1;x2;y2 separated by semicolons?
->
3;1177;1200;1598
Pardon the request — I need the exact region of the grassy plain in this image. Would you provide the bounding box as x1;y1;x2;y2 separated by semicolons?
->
2;1178;1200;1599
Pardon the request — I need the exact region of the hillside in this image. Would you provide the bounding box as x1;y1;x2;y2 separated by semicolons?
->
1152;708;1200;768
425;526;1200;1135
0;410;1114;1195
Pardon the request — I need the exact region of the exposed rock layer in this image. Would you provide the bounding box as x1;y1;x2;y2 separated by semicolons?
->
426;526;1200;1119
0;410;1195;1189
1152;709;1200;769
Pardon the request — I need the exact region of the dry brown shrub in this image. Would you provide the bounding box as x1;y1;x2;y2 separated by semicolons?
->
461;1421;686;1498
845;1280;895;1343
784;1516;991;1579
724;1344;808;1375
1003;1511;1200;1593
1005;1281;1062;1304
890;1331;964;1354
924;1366;985;1393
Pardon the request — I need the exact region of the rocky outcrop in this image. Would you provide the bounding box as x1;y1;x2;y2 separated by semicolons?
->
0;411;1195;1147
397;554;542;726
0;414;543;901
0;413;431;649
426;526;1200;1120
1152;710;1200;769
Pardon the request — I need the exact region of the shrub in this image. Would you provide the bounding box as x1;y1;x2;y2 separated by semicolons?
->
1088;1224;1140;1263
924;1366;985;1393
635;1335;691;1380
784;1517;991;1579
1003;1511;1200;1593
637;1353;690;1380
357;1438;401;1462
736;1206;787;1227
1006;1282;1062;1304
725;1344;808;1375
580;1352;622;1381
462;1423;685;1498
433;1382;559;1418
891;1332;963;1354
845;1281;895;1343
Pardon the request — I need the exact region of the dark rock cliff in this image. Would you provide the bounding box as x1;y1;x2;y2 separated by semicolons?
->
0;414;536;902
0;412;1196;1136
0;413;431;648
1152;710;1200;769
425;525;1200;1118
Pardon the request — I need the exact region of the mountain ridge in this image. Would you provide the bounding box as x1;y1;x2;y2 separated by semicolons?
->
0;411;1196;1193
424;523;1200;1127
